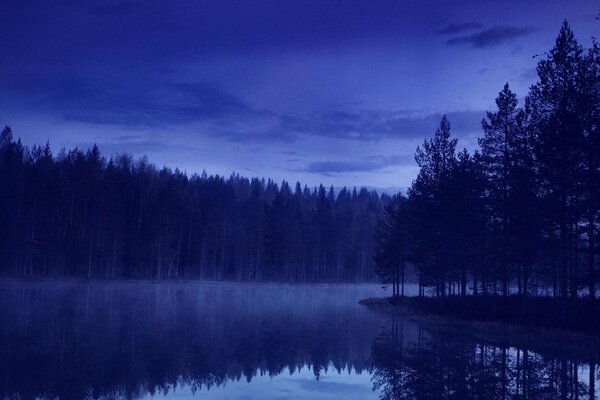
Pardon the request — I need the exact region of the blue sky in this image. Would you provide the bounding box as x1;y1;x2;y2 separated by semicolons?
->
1;0;598;190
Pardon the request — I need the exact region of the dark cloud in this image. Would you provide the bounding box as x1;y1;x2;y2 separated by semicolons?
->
436;22;484;35
0;0;419;72
274;110;484;141
217;126;297;144
173;82;254;118
18;77;258;127
445;25;535;48
5;69;484;144
302;155;413;175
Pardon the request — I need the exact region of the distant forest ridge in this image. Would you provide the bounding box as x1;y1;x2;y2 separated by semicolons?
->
374;21;600;299
0;131;389;281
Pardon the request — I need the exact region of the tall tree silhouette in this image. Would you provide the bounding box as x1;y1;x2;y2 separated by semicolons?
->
373;20;600;298
374;194;408;296
479;84;531;296
579;37;600;298
529;21;584;298
408;116;457;296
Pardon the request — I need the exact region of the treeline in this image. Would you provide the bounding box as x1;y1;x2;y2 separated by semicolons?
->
0;134;387;281
375;22;600;298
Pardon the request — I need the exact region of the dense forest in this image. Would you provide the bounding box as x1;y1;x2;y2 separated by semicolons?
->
0;133;387;281
375;22;600;298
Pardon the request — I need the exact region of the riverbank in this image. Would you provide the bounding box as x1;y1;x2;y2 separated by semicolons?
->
360;295;600;361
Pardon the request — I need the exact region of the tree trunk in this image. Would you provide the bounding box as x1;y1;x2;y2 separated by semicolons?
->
589;219;596;298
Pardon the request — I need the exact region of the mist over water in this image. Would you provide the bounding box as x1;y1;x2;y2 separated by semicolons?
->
0;282;597;399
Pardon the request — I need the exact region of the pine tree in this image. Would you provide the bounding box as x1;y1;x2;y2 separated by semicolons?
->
529;21;584;298
479;83;521;296
409;116;457;296
373;194;408;296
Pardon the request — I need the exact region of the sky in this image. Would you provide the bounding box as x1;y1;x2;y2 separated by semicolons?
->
1;0;599;191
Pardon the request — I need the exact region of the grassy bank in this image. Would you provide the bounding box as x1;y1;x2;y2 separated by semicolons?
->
360;295;600;361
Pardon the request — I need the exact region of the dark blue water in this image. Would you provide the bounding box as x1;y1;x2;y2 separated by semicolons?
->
0;282;597;399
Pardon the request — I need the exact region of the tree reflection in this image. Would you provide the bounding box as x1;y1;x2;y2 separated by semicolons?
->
0;282;379;400
3;282;598;400
370;320;599;400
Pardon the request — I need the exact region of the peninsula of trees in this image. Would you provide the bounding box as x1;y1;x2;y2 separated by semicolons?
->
374;21;600;300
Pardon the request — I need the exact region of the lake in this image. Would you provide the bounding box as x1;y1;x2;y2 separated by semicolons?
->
0;281;597;399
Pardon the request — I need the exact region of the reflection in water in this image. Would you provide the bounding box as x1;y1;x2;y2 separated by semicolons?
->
370;319;599;400
0;282;384;400
1;282;598;400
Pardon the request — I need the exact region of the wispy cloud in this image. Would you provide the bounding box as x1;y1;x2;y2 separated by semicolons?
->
35;78;259;127
8;71;485;144
273;110;484;142
436;22;484;35
301;154;413;175
445;25;535;48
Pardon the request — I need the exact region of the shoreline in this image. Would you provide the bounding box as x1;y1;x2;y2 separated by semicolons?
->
360;296;600;362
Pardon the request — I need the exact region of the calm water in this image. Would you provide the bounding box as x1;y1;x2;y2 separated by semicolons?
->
0;282;598;400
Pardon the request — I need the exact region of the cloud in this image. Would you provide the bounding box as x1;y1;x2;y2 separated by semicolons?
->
445;25;535;48
99;139;200;157
274;110;484;141
6;70;485;144
301;154;413;174
173;82;254;118
436;22;484;35
516;67;538;83
29;77;259;127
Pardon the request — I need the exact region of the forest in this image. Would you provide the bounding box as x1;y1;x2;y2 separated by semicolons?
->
374;22;600;299
0;128;386;281
2;20;599;295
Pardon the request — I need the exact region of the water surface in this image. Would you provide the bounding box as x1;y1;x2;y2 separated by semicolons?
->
0;282;598;399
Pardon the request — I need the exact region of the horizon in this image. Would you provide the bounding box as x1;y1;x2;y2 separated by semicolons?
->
4;130;406;195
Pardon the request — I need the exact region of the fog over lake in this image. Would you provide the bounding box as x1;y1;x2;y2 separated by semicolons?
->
0;282;597;400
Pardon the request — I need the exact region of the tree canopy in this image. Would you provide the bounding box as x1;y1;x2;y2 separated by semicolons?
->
374;21;600;298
